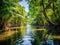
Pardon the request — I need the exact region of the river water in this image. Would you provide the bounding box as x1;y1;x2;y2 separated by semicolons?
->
15;24;54;45
0;24;59;45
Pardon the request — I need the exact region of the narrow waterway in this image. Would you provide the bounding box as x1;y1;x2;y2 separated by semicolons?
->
0;24;59;45
15;24;54;45
15;24;34;45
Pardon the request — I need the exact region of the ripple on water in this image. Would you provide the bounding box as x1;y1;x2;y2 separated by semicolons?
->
40;40;54;45
16;35;34;45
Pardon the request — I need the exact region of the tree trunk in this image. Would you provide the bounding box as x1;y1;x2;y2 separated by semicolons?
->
42;0;55;25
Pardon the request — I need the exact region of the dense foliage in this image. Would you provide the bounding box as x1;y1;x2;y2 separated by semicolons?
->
27;0;60;26
0;0;27;30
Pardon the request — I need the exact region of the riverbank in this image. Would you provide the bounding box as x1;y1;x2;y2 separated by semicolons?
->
0;30;17;41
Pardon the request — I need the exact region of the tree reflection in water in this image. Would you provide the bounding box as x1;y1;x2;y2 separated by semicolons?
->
16;25;54;45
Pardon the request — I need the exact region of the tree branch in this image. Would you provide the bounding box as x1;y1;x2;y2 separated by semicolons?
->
42;0;55;25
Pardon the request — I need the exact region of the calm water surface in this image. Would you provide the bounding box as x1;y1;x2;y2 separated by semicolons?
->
0;24;59;45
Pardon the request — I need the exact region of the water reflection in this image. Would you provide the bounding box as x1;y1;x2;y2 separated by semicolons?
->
26;24;31;35
40;40;54;45
15;25;54;45
21;36;34;45
16;24;34;45
0;25;59;45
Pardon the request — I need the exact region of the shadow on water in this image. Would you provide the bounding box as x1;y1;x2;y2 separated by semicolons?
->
0;25;60;45
0;39;11;45
0;29;22;45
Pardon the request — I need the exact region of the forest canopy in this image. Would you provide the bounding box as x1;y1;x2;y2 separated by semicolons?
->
26;0;60;26
0;0;27;30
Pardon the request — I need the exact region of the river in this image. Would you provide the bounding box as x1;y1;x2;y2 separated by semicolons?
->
0;24;59;45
